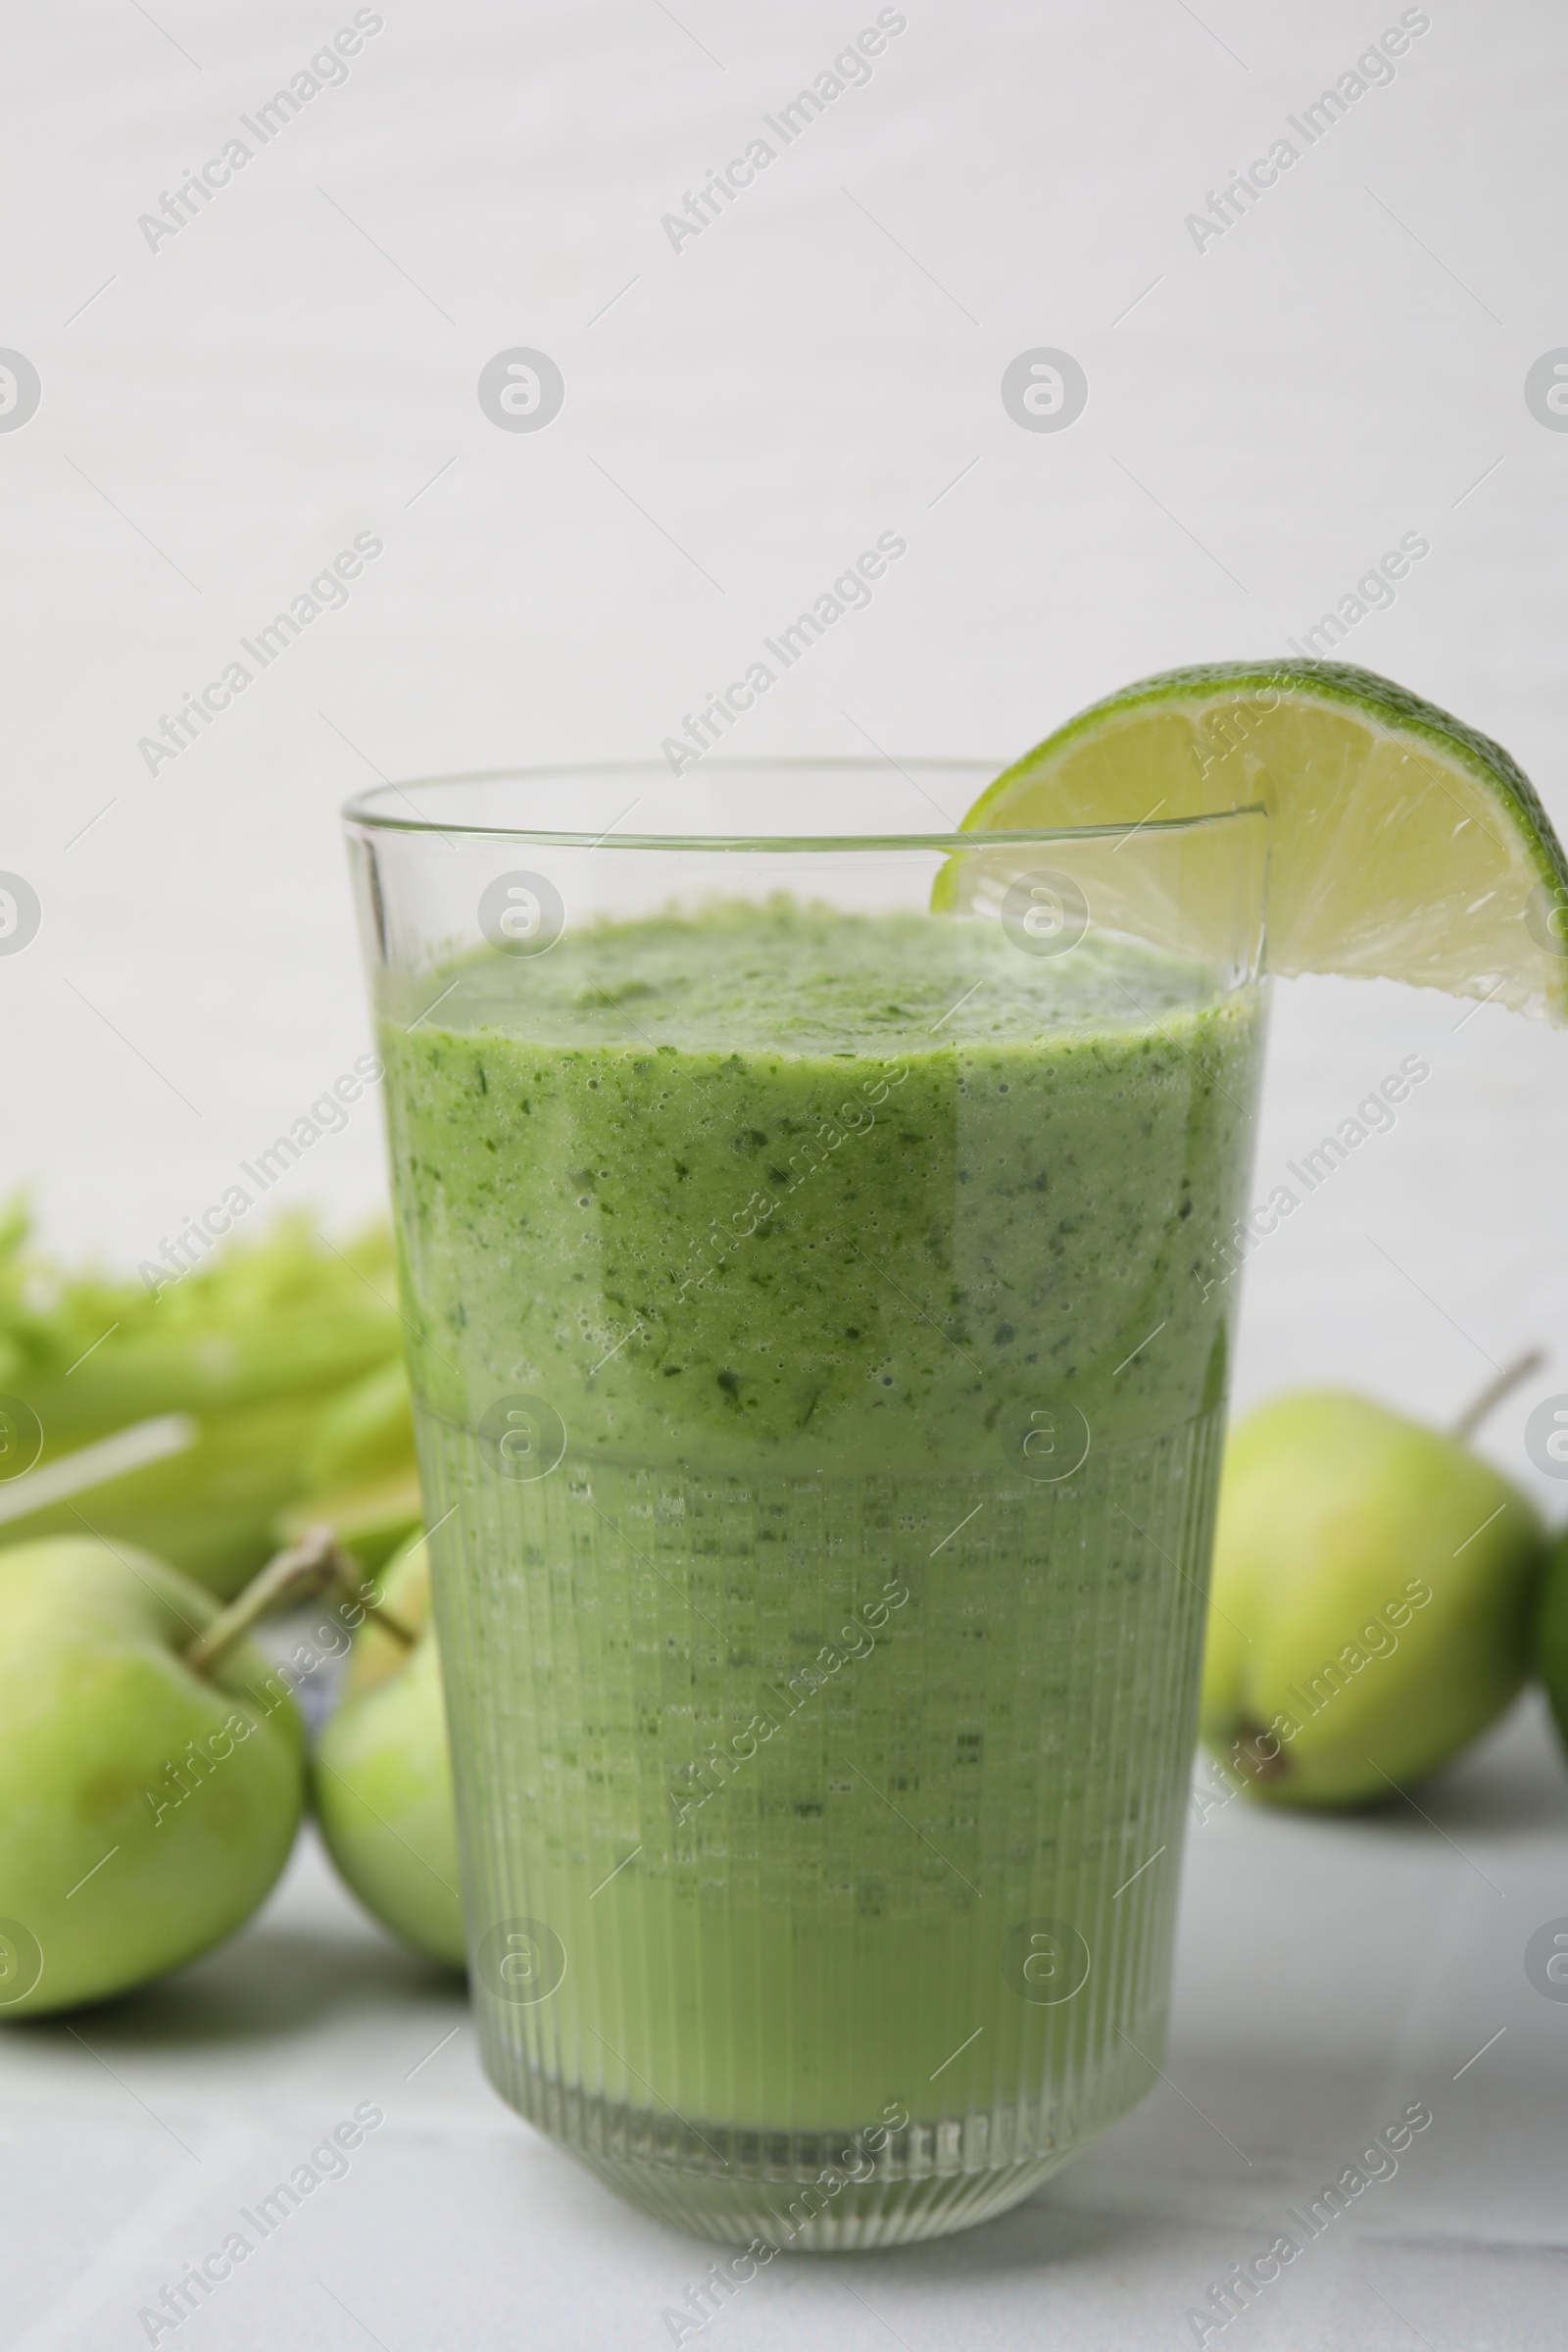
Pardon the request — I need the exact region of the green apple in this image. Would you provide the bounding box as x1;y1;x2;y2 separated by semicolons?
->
0;1537;305;2017
312;1539;465;1967
1532;1524;1568;1763
1201;1391;1547;1807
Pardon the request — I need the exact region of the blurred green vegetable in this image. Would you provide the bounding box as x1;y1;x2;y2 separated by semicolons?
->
0;1202;419;1596
1533;1524;1568;1766
276;1351;423;1567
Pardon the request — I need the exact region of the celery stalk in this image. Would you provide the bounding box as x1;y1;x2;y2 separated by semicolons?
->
0;1207;416;1595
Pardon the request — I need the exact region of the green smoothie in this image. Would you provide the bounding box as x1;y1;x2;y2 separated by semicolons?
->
380;903;1262;2228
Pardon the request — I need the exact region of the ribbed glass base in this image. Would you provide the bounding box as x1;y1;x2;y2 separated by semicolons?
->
576;2140;1072;2249
486;2057;1155;2248
422;1414;1222;2249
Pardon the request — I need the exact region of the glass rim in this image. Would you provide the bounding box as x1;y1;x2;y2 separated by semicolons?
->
342;760;1267;854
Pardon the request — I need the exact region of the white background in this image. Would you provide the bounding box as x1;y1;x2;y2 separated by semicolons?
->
6;0;1568;1499
3;5;1567;2346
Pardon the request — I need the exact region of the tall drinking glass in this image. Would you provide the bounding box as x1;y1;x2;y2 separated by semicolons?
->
344;764;1267;2249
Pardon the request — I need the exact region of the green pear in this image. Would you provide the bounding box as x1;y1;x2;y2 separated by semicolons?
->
1201;1391;1547;1807
312;1540;465;1966
0;1537;305;2017
1532;1524;1568;1764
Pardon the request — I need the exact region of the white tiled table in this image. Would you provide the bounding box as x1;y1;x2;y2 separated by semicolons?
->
6;1692;1563;2352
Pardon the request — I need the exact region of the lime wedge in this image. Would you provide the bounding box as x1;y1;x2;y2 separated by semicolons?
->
942;661;1568;1017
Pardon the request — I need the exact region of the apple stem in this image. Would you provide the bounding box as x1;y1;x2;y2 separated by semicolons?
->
182;1526;418;1679
1449;1348;1547;1446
